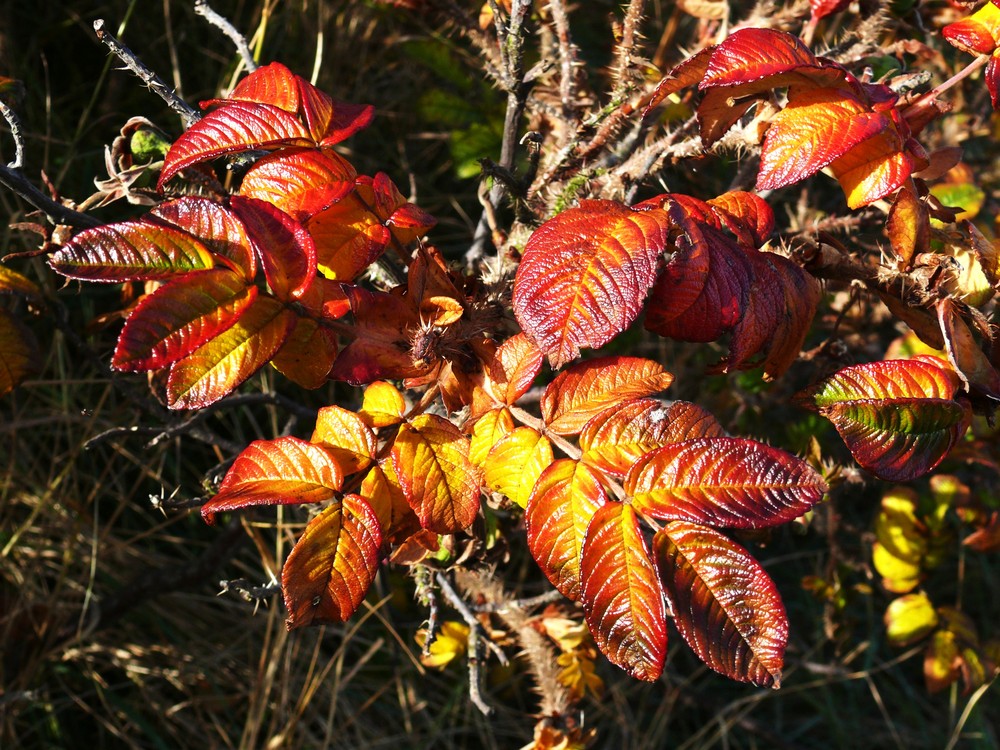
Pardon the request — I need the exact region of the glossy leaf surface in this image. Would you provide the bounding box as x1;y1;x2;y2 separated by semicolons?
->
282;494;382;629
526;459;608;601
239;148;356;221
311;405;378;475
512;200;670;367
201;436;344;524
541;356;674;435
50;222;215;281
626;438;828;528
166;295;295;409
798;357;971;481
358;380;408;428
579;399;725;476
230;196;316;300
150;197;256;278
392;414;480;533
581;503;666;681
485;332;544;405
112;268;255;371
654;521;787;687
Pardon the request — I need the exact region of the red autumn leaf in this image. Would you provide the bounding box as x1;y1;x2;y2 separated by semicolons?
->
645;46;712;113
201;436;345;524
512;200;670;368
753;252;822;380
485;332;544;405
525;459;609;601
700;28;822;90
579;398;725;476
625;437;828;528
541;356;674;436
391;414;481;534
653;521;787;687
0;310;41;397
796;357;972;481
645;222;753;343
149;197;257;279
112;268;256;372
810;0;851;21
49;221;215;281
239;148;356;221
756;87;890;192
706;191;775;248
941;1;1000;55
158;102;314;188
282;494;382;629
580;502;667;682
166;294;295;409
229;196;316;300
987;54;1000;109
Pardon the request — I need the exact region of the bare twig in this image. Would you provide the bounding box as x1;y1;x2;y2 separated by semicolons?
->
0;164;100;228
93;19;201;127
219;577;281;603
435;570;509;715
194;0;258;73
0;98;25;169
472;587;564;613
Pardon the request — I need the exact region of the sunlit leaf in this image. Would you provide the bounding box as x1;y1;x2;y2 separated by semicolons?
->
653;521;787;687
885;592;938;647
797;357;971;481
230;196;316;300
873;487;927;593
358;380;408;428
756;87;889;192
201;436;345;524
282;494;382;629
112;268;255;371
541;356;674;436
886;188;928;268
416;621;470;669
525;459;608;601
700;28;822;89
829;129;914;209
581;503;666;681
937;299;1000;399
166;294;295;409
810;0;850;21
625;437;827;527
579;399;725;477
0;310;41;397
150;197;256;279
0;265;42;301
159;101;314;188
925;630;961;693
359;459;419;542
485;332;544;405
513;200;670;368
483;426;554;509
707;191;776;248
469;406;516;468
312;405;378;475
50;221;215;281
942;1;1000;55
392;414;481;533
239;148;356;221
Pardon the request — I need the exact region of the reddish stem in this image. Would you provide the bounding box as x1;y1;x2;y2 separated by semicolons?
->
902;54;989;120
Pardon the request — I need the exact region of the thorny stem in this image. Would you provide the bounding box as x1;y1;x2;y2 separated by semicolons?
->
93;19;201;127
611;0;646;101
547;0;578;133
0;164;100;229
901;54;989;121
194;0;258;73
472;588;564;613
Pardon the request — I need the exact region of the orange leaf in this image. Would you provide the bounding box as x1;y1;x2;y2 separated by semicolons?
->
579;399;725;476
886;187;928;268
541;356;674;436
625;437;828;528
483;427;554;508
513;200;670;367
359;459;419;543
269;315;338;389
581;503;666;681
756;87;890;192
239;148;356;221
150;197;257;279
653;521;787;687
201;436;345;524
166;294;295;409
526;459;608;601
707;191;775;248
391;414;481;533
829;130;914;209
282;494;382;629
0;310;41;397
485;333;544;405
312;405;378;475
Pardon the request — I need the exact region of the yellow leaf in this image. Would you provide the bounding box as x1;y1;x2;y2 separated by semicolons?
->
469;407;515;468
556;651;604;700
884;592;938;646
312;405;377;474
416;620;470;668
924;629;960;693
541;617;591;652
359;380;407;428
873;487;927;592
483;426;554;508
